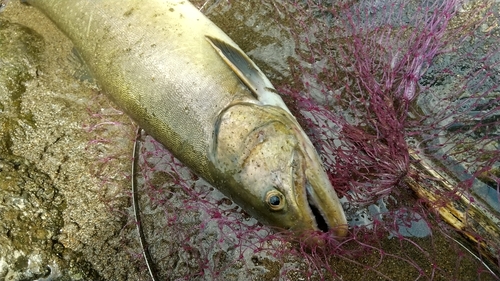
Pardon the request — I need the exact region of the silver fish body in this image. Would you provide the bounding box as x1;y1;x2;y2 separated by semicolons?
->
25;0;347;237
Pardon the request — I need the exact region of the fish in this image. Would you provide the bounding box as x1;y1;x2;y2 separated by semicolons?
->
23;0;347;238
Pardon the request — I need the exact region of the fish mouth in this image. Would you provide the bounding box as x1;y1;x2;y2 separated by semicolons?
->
304;179;348;236
306;182;330;233
305;181;330;233
289;132;347;237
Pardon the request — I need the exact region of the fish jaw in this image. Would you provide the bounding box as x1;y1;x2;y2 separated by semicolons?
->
211;102;348;238
295;127;348;237
284;134;348;238
303;163;348;237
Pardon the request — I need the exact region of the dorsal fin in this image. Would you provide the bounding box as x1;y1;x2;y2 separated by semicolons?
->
205;36;291;114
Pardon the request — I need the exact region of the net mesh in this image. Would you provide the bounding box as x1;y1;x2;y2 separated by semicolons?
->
126;0;500;280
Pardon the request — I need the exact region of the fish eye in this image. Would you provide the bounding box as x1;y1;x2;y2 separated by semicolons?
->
265;190;285;211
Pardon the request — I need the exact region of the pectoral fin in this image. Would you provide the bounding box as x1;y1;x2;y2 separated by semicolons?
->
205;36;291;114
68;47;94;83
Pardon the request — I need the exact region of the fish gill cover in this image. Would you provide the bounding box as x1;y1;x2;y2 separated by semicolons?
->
104;0;499;280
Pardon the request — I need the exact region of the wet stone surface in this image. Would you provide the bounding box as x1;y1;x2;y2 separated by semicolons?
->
0;18;43;156
0;155;87;280
1;3;137;280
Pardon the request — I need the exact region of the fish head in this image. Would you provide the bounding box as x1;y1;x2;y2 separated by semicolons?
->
213;103;348;240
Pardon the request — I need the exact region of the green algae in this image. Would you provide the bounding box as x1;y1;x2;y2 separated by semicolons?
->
0;18;42;156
